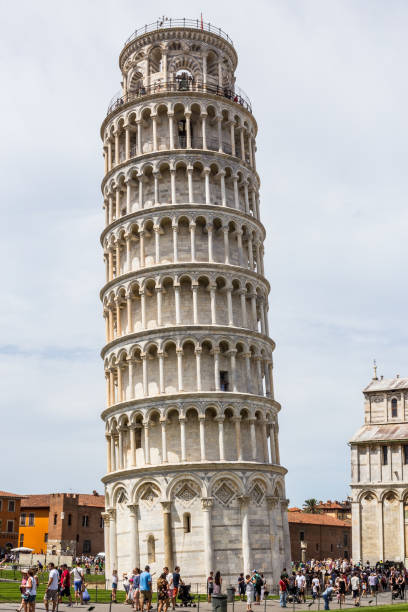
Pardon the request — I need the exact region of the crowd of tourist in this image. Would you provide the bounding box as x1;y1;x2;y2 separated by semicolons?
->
10;557;408;611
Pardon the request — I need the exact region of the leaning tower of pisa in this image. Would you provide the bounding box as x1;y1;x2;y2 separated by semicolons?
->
100;18;290;586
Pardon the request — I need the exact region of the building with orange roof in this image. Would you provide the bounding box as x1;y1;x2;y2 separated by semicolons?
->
19;491;105;555
0;491;24;553
316;499;351;520
288;511;351;562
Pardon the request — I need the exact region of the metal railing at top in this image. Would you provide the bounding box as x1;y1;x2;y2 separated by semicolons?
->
107;80;252;116
124;18;234;47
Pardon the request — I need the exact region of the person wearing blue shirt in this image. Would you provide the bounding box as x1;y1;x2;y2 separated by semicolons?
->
139;566;152;611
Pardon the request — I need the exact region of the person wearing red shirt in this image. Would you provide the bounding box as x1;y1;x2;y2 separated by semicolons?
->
59;564;72;607
279;575;288;608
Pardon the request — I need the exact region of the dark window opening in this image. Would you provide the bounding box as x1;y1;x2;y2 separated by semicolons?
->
183;513;191;533
391;398;398;418
76;533;79;542
315;543;319;552
44;533;48;542
220;371;229;391
404;445;408;465
299;531;305;542
19;534;24;546
135;427;142;449
68;513;72;526
7;521;14;533
20;513;26;526
83;539;91;553
344;533;348;546
382;446;388;465
8;501;15;512
100;516;104;528
330;543;333;552
28;513;34;526
82;515;89;527
53;513;57;525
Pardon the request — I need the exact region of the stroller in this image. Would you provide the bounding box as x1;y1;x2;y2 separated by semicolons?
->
392;584;400;600
178;584;196;607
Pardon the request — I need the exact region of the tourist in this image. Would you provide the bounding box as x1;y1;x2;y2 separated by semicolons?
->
213;571;222;594
123;573;130;603
337;574;346;604
311;574;320;600
368;571;377;596
17;569;28;612
170;566;183;609
237;573;246;601
60;564;73;606
44;563;59;612
139;565;152;612
157;573;170;612
111;570;118;603
253;570;262;604
207;571;214;602
71;562;84;605
350;573;360;606
245;574;254;611
295;571;306;603
322;584;335;611
23;568;37;612
278;575;287;608
397;573;405;600
130;567;141;611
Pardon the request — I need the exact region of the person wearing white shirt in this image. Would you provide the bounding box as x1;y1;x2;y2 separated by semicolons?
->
44;563;59;612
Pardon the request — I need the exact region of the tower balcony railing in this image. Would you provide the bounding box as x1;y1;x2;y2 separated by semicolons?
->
124;18;234;46
107;80;252;115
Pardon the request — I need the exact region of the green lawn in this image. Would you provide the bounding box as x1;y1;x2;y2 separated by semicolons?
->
0;569;106;584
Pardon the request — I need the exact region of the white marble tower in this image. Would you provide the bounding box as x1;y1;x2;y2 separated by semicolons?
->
100;18;290;587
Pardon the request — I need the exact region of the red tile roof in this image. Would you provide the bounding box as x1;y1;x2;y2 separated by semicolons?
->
288;507;302;512
288;511;351;527
21;493;105;509
0;491;24;499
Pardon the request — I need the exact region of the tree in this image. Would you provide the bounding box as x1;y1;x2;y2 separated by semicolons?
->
303;498;321;513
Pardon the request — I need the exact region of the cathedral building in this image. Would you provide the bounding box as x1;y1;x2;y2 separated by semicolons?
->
99;18;290;585
350;367;408;564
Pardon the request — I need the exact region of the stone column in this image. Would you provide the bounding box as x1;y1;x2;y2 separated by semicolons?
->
217;116;223;152
226;287;233;326
161;419;168;463
141;353;148;396
168;113;174;149
114;131;120;166
129;424;136;467
158;351;165;393
220;171;226;206
107;140;112;171
185;112;192;148
128;358;134;400
154;225;160;264
174;285;181;326
190;222;196;261
201;498;214;578
101;512;111;578
234;417;242;460
269;425;277;464
243;181;250;214
110;432;116;471
351;500;361;563
217;417;225;461
229;349;237;391
239;496;251;575
139;231;145;267
266;497;281;585
118;426;124;469
262;422;269;462
274;424;280;464
195;347;202;391
243;352;252;393
128;504;140;571
233;175;239;209
170;169;176;204
108;508;117;572
400;499;405;562
126;234;132;272
125;126;130;160
106;435;112;472
138;176;144;209
201;113;207;149
223;227;230;264
281;499;291;570
172;224;178;262
229;121;236;156
240;127;246;161
187;166;194;202
207;224;214;262
199;416;206;460
204;167;211;204
240;289;247;327
210;285;217;324
144;423;151;464
192;285;199;324
213;348;220;391
249;418;257;460
161;501;174;570
153;171;160;205
176;348;183;391
152;114;158;150
180;417;186;461
116;300;122;336
156;288;162;327
140;290;146;328
378;499;384;561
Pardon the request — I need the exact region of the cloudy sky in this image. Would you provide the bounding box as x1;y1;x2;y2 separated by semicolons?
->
1;0;407;507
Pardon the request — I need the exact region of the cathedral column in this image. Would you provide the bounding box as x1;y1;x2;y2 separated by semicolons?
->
126;295;133;333
141;353;148;396
281;499;291;569
220;171;226;206
400;499;405;562
262;421;269;462
154;225;160;264
156;288;162;326
175;285;181;325
351;500;361;562
207;224;214;262
223;227;230;264
240;289;248;327
172;224;178;262
176;348;183;391
192;285;198;324
203;167;211;204
128;358;134;400
269;424;277;464
185;112;192;148
210;285;217;324
201;113;207;150
378;499;384;561
170;169;176;204
233;175;239;209
153;171;160;205
118;426;124;469
266;497;281;584
249;418;257;460
229;121;236;157
152;114;158;151
240;127;246;162
110;432;116;471
128;504;140;571
168;113;174;149
158;351;165;393
243;352;252;393
226;287;233;326
139;231;145;267
140;290;146;328
125;126;130;160
217;115;223;152
229;349;237;391
201;498;214;578
239;496;251;575
101;513;111;578
187;166;194;202
136;120;142;155
161;502;174;570
213;348;220;391
106;435;112;472
274;423;281;464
